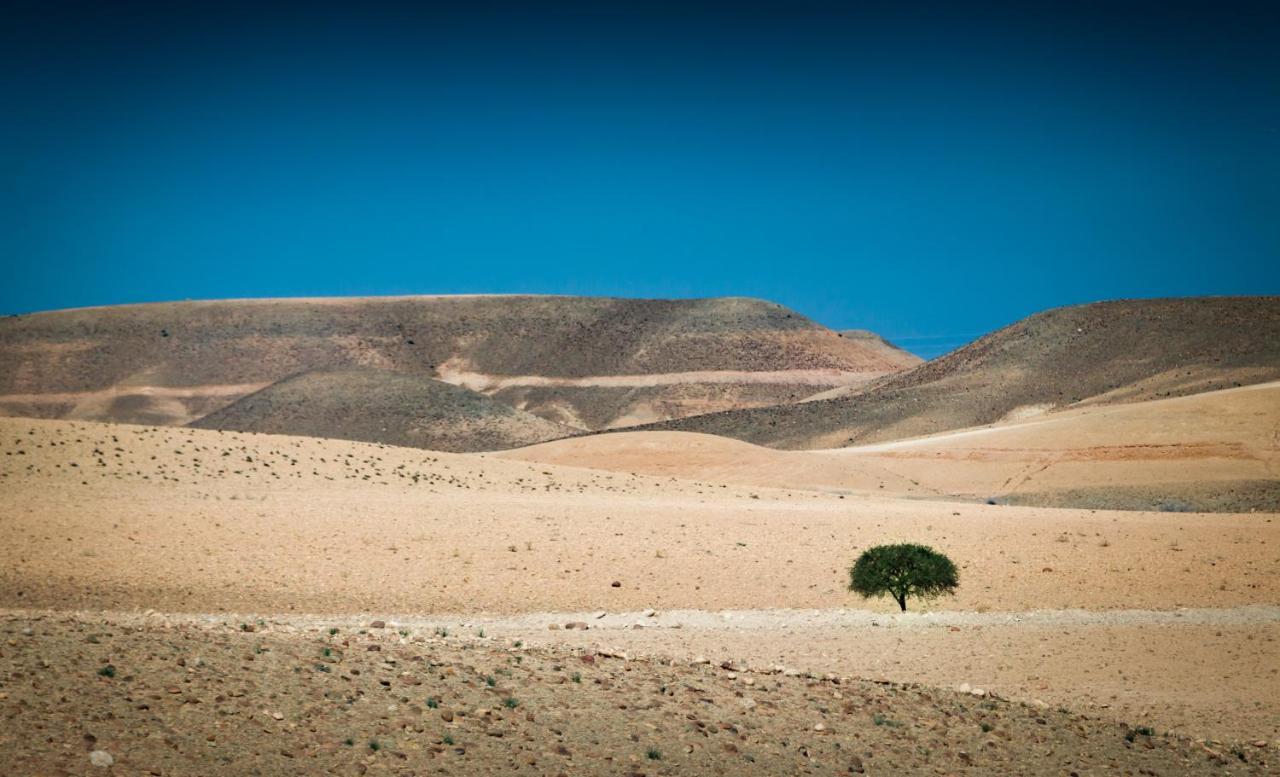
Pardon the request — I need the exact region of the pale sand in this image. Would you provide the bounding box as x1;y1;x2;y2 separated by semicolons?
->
1;415;1277;741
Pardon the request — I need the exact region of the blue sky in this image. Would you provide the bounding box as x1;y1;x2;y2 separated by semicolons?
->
3;2;1277;357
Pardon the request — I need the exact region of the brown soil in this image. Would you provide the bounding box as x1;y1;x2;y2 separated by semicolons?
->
2;612;1273;776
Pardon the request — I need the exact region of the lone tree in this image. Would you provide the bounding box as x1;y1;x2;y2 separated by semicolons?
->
849;543;958;612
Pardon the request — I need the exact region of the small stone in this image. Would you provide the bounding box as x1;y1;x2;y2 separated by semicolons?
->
594;611;607;619
814;723;826;732
369;620;386;629
970;688;987;698
547;623;560;630
271;712;284;720
642;609;656;617
1254;740;1268;748
610;581;621;588
848;754;865;773
89;750;114;767
21;627;33;636
440;709;454;722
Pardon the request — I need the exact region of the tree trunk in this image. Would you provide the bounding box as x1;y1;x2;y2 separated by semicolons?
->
895;593;907;612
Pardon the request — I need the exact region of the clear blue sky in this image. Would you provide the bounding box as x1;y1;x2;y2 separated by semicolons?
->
3;2;1277;357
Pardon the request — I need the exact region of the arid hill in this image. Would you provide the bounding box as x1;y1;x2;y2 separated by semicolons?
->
504;381;1280;512
0;295;916;447
638;297;1280;448
191;369;576;452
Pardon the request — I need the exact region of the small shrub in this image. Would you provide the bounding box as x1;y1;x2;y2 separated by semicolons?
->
485;675;497;687
443;734;454;746
571;672;582;683
646;747;662;760
503;697;519;709
368;740;381;752
97;664;116;677
426;697;439;708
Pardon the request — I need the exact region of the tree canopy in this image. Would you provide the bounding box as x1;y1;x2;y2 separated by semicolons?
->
849;543;958;612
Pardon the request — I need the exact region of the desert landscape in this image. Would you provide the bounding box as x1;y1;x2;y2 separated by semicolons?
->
1;294;1278;775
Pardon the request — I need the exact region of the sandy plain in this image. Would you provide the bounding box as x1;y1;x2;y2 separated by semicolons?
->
1;410;1277;773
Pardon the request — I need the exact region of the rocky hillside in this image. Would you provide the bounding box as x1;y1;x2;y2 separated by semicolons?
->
190;369;577;452
638;297;1280;448
0;295;916;448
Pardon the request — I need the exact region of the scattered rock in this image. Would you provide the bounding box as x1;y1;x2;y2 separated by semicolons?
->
369;620;386;629
610;581;621;588
89;750;114;767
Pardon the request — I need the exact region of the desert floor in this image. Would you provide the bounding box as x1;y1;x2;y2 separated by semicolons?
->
1;414;1277;774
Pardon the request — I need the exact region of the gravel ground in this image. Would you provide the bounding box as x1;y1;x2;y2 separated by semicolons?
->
2;611;1276;776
